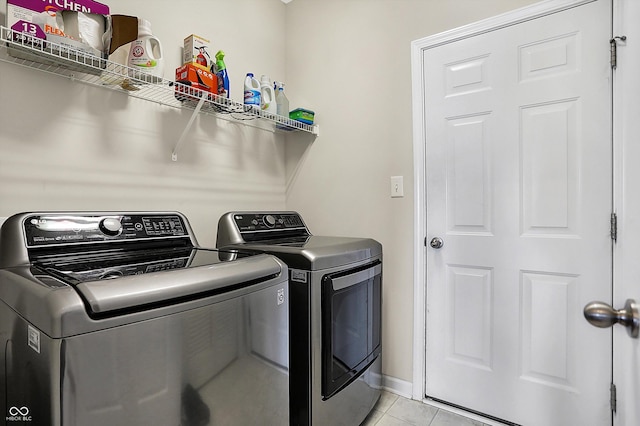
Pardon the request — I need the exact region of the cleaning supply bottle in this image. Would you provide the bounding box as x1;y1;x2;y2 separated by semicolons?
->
214;50;230;98
260;75;277;114
244;73;261;110
127;18;164;83
275;81;290;118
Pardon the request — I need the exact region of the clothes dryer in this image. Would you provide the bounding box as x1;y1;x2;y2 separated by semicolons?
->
217;211;382;426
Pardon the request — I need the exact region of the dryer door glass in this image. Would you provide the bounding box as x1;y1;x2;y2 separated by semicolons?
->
321;261;382;400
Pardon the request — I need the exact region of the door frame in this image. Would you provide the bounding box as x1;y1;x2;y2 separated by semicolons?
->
410;0;602;402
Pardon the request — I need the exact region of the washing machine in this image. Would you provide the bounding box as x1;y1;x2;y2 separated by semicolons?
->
217;211;382;426
0;211;289;426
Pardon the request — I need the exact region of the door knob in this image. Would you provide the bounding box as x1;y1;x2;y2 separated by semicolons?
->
430;237;444;249
583;299;639;338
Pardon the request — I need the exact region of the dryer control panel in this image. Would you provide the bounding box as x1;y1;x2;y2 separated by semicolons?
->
217;211;310;247
232;212;306;233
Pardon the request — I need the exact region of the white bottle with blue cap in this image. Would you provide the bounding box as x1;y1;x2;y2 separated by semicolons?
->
244;73;261;110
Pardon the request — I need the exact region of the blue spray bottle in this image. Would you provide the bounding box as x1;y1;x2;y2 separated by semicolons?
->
215;50;230;98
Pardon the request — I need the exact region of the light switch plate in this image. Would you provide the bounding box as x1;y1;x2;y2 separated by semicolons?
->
391;176;404;198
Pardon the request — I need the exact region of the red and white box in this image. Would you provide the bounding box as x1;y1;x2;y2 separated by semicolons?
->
174;63;218;103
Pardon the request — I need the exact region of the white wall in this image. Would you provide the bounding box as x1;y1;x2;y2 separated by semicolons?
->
0;0;541;391
0;0;289;247
284;0;540;386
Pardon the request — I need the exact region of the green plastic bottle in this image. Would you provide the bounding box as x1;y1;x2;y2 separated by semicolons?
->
215;50;230;98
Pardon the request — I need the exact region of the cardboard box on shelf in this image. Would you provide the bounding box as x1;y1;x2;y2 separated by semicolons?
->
183;34;211;71
174;63;218;104
289;108;315;125
108;14;138;55
6;0;111;68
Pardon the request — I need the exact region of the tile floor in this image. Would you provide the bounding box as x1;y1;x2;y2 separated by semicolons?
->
362;392;494;426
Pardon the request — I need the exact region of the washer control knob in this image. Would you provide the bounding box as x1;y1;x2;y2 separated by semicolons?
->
99;217;122;236
263;215;276;227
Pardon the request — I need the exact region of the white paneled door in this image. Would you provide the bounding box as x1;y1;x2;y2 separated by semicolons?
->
423;1;612;425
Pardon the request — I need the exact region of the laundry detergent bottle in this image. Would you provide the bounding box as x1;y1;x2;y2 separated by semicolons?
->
260;75;277;114
244;73;261;110
127;18;164;83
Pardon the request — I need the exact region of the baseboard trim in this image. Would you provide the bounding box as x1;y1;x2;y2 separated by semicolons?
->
381;375;413;399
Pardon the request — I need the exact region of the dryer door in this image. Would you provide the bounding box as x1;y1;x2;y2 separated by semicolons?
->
321;261;382;400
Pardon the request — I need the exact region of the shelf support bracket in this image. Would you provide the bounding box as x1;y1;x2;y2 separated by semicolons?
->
172;93;208;161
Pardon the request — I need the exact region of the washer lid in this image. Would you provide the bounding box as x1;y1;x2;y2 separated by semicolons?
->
0;251;286;337
36;246;244;285
72;251;282;317
0;211;289;336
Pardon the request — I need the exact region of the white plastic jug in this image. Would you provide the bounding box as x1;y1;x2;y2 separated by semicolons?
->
260;75;277;114
127;19;164;83
244;73;261;109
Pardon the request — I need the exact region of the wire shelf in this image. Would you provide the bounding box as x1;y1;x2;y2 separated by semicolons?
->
0;26;319;152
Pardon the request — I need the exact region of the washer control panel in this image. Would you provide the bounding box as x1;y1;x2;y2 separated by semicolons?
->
24;213;188;247
233;212;306;233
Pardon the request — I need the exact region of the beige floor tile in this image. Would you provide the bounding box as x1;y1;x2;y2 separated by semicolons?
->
375;413;417;426
386;397;439;426
361;409;385;425
363;392;501;426
374;391;399;413
430;409;485;426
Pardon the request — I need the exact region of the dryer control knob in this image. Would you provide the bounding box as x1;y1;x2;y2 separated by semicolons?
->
263;215;276;227
99;217;122;236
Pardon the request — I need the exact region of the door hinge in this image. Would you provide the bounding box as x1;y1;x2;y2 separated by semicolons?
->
610;36;627;69
611;382;617;413
611;213;618;242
